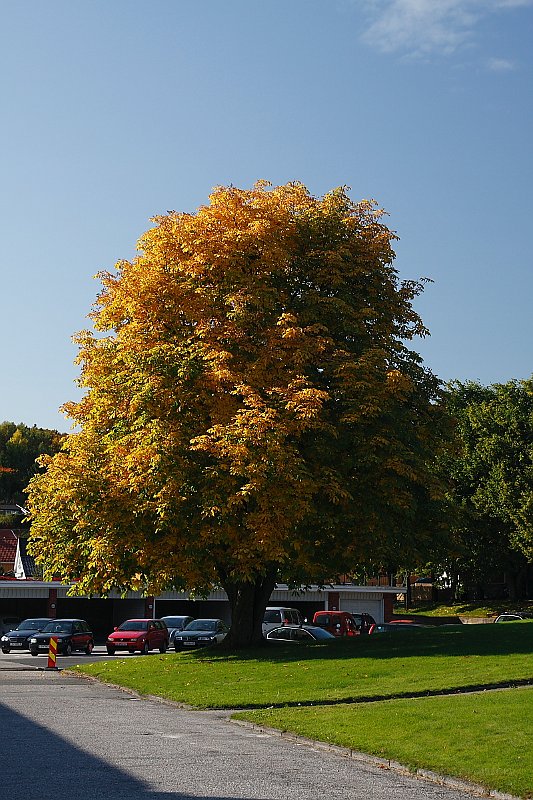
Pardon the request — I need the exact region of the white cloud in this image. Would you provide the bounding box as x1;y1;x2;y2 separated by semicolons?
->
486;57;516;71
361;0;533;57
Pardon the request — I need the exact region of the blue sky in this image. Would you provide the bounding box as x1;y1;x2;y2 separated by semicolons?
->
1;0;532;432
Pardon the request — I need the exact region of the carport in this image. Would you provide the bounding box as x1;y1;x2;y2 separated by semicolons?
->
0;580;400;639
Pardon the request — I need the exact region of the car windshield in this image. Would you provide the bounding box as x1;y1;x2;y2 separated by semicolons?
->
263;610;281;623
42;622;73;634
118;620;149;631
162;617;188;627
16;619;49;631
185;620;216;631
309;627;335;640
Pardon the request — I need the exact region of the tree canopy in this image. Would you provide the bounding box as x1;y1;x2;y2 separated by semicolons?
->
436;380;533;600
0;421;64;506
27;182;449;646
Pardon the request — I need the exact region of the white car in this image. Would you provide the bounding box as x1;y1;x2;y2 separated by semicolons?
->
262;607;303;636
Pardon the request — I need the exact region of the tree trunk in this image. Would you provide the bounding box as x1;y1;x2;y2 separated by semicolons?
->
220;570;278;649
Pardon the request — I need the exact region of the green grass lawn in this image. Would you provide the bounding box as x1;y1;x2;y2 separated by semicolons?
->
72;622;533;798
407;601;533;618
74;621;533;709
234;687;533;799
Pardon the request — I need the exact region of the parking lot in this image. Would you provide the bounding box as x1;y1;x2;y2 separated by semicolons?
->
1;661;479;800
0;644;128;670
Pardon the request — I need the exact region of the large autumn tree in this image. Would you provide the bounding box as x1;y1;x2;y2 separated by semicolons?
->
27;182;448;647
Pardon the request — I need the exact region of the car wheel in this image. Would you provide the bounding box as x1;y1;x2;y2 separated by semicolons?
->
159;642;168;654
30;649;38;657
84;641;94;655
106;646;115;655
1;647;10;654
142;640;149;655
64;641;73;656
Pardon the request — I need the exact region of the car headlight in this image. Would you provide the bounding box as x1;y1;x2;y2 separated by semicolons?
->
1;635;8;642
29;638;37;643
198;636;213;641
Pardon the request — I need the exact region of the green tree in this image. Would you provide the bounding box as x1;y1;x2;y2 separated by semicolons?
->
27;182;449;647
0;422;64;505
439;381;533;600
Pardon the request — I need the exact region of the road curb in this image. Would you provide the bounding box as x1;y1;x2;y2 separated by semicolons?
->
230;718;522;800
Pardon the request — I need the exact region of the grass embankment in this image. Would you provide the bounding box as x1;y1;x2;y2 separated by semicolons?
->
75;623;533;709
407;601;533;619
73;622;533;798
236;687;533;799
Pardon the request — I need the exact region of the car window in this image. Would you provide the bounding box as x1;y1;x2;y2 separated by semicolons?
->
118;620;149;631
17;619;49;631
268;628;291;640
162;617;188;627
44;622;73;634
292;628;312;642
263;610;282;623
311;627;335;640
186;620;217;631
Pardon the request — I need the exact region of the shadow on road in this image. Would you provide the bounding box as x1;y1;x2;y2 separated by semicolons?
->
1;701;263;800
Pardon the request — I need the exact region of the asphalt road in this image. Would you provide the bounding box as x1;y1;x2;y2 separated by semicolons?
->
0;657;485;800
0;643;147;669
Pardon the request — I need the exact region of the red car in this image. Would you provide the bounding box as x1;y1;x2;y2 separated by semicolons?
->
313;610;376;637
106;619;169;655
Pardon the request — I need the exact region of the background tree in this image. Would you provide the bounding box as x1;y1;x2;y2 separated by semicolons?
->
27;182;449;647
0;422;64;506
437;381;533;601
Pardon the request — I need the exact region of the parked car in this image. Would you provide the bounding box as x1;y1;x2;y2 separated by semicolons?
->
262;607;303;636
313;610;376;636
494;612;533;623
106;619;169;655
0;616;21;635
174;619;228;651
266;625;336;644
1;617;53;653
160;615;195;644
29;619;94;656
373;622;429;633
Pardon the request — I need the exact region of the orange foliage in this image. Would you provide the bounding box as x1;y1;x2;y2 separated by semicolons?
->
27;182;448;601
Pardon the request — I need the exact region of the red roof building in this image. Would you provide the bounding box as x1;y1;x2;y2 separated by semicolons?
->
0;529;18;574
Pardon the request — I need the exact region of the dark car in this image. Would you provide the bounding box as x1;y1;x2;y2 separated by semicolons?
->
106;619;169;655
374;622;429;633
1;618;53;653
29;618;94;656
174;619;228;651
160;615;195;644
494;612;533;623
266;625;336;644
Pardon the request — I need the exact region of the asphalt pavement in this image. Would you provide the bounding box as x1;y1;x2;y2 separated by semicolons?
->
0;653;491;800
